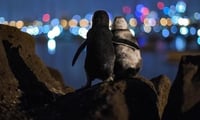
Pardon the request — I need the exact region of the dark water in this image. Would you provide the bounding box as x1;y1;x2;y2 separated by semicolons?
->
35;41;179;89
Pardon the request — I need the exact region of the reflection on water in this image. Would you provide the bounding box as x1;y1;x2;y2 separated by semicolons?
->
35;40;181;89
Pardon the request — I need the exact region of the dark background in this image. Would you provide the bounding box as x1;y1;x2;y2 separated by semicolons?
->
0;0;199;89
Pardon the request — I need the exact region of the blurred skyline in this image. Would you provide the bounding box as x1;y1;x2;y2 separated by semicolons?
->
1;0;200;89
0;0;199;20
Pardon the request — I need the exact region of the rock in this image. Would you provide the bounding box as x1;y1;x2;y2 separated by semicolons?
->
0;24;73;119
124;76;160;120
162;55;200;120
150;75;171;118
47;66;74;93
38;76;160;120
1;24;200;120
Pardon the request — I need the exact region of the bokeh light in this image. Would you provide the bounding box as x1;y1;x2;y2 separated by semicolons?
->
197;37;200;45
157;1;165;10
153;25;161;33
189;27;196;35
176;1;186;13
175;36;186;51
68;19;78;27
0;1;199;52
141;7;149;16
69;26;80;35
194;12;200;20
72;15;81;22
160;18;167;26
197;29;200;36
51;18;60;26
143;25;152;33
170;25;178;34
163;7;170;15
122;6;132;14
16;20;24;29
180;26;188;35
26;26;40;36
79;18;89;28
42;13;50;22
85;13;93;21
178;18;190;26
60;19;68;29
129;18;137;27
42;24;50;34
78;27;88;39
47;39;56;55
0;17;5;23
9;20;16;27
162;28;170;38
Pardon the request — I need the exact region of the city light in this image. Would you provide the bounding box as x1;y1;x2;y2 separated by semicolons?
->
162;28;170;38
42;13;50;22
176;1;186;13
157;1;165;10
175;36;186;51
0;0;199;52
47;39;56;54
197;37;200;45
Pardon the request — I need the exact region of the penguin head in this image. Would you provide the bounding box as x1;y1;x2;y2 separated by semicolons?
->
112;16;128;30
92;10;109;28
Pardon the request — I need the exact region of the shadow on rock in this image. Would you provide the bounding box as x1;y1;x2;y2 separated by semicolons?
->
39;76;160;120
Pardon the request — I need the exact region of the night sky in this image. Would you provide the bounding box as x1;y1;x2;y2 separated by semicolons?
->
0;0;199;20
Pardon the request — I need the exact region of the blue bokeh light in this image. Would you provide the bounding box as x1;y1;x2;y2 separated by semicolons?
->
170;25;178;34
197;37;200;45
176;1;186;13
175;36;186;51
190;27;196;35
162;28;170;38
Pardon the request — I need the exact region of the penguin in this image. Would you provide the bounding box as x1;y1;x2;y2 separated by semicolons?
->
111;16;142;79
72;10;115;88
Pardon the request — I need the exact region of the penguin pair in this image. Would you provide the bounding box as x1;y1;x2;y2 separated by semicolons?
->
72;10;142;88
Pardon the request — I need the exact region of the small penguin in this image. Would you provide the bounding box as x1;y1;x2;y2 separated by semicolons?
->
72;10;115;88
112;16;142;79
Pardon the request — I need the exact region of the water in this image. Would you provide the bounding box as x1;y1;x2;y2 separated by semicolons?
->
35;40;179;89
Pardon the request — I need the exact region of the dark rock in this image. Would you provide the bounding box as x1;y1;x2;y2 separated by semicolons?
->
1;24;200;120
0;24;73;119
151;75;171;118
124;76;160;120
39;76;160;120
162;55;200;120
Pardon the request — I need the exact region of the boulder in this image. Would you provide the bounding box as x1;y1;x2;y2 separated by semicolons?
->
39;76;160;120
162;55;200;120
0;24;73;119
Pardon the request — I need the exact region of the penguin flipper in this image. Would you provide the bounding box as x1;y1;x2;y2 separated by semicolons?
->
72;40;87;66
